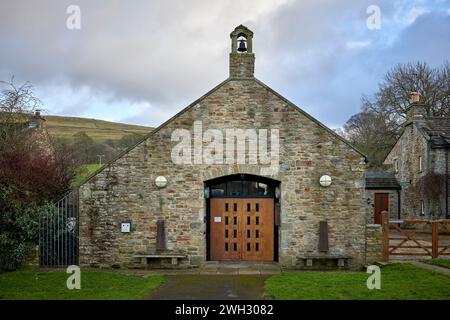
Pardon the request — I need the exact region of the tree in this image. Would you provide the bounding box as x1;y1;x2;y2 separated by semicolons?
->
0;78;79;271
343;61;450;167
413;171;446;217
117;132;143;151
344;111;398;166
72;131;96;163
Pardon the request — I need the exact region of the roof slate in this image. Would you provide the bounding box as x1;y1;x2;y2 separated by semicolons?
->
419;117;450;148
365;172;401;189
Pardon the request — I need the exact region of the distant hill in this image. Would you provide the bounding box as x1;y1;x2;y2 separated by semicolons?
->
44;115;153;143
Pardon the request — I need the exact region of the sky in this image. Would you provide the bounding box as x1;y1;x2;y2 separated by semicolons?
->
0;0;449;129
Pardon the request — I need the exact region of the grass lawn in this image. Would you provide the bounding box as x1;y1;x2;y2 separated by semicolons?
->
0;267;164;300
423;259;450;269
265;263;450;300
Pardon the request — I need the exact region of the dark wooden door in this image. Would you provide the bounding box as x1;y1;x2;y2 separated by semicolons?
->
374;193;389;224
210;198;274;261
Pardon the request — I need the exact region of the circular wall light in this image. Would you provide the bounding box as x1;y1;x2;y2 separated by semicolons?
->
155;176;168;188
204;187;210;199
275;186;281;199
319;175;332;187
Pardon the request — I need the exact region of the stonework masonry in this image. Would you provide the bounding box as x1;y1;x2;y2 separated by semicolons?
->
77;26;369;270
384;113;450;218
365;224;383;264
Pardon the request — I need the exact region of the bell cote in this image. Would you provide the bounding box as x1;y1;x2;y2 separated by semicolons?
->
229;25;255;79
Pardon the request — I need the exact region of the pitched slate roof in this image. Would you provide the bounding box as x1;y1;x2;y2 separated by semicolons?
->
365;172;401;190
418;117;450;148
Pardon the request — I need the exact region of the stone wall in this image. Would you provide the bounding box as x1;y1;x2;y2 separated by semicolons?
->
385;122;428;217
78;78;367;270
385;120;449;218
365;224;383;264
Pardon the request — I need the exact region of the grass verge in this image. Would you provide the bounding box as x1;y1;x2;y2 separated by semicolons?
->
423;259;450;269
264;263;450;300
0;267;164;300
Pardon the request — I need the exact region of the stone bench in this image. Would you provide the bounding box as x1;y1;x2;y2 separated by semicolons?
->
133;254;186;266
302;255;351;267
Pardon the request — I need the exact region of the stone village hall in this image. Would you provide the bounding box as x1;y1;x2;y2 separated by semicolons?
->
74;25;368;270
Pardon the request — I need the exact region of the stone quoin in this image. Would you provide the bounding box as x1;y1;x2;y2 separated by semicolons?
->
78;25;368;270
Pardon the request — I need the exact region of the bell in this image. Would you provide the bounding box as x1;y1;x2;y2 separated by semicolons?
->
237;39;247;52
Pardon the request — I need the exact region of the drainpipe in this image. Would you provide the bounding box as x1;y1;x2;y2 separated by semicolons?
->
397;189;401;220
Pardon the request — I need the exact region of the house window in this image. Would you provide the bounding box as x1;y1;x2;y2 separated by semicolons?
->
419;156;423;173
420;200;425;216
394;159;399;173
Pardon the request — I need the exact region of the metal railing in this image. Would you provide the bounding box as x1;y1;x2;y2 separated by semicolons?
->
39;189;79;267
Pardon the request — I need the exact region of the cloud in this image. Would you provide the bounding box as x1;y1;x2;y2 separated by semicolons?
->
346;41;371;49
0;0;448;128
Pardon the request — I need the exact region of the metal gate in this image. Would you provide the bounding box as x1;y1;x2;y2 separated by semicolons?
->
39;189;79;267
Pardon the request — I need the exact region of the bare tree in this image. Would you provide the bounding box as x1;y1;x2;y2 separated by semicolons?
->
344;111;398;166
363;61;449;128
0;77;42;133
413;171;446;217
344;61;450;167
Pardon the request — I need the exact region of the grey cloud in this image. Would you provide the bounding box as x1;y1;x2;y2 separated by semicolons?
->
0;0;448;128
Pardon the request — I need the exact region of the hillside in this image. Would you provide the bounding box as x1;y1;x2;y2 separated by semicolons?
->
44;115;153;143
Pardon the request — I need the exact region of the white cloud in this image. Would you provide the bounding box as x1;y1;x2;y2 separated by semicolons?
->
346;41;371;49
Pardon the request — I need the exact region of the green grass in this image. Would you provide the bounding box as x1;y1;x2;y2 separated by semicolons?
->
265;263;450;300
72;163;102;186
0;267;164;300
423;259;450;269
45;115;152;143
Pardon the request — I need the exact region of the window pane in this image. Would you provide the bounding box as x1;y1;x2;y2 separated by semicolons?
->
211;183;226;197
227;181;241;196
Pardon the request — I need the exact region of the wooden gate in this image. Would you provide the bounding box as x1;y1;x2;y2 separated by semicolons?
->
210;198;274;261
381;211;450;260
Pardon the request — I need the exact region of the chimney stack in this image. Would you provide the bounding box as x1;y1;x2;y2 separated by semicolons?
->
410;92;420;104
406;91;426;125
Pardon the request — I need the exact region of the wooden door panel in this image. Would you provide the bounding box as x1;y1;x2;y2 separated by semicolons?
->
210;199;240;260
374;193;389;224
241;199;274;261
210;198;274;261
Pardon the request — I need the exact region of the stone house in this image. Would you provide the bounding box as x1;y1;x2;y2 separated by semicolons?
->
383;93;450;219
77;25;368;270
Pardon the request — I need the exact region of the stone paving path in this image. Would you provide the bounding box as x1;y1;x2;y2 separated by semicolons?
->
407;261;450;275
147;275;270;300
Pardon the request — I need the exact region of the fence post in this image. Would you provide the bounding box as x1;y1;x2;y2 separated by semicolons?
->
431;216;438;259
381;210;390;262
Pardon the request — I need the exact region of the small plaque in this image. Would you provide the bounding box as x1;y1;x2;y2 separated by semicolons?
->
214;217;221;223
121;222;131;233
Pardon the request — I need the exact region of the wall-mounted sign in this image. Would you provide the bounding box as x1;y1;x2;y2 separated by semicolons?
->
214;217;221;223
121;221;131;233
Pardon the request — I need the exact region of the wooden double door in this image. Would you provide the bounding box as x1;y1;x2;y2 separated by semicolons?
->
210;198;274;261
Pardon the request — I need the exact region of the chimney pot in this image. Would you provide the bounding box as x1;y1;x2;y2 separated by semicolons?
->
410;92;420;104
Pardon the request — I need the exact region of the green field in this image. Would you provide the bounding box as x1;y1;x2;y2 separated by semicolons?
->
423;259;450;269
45;115;152;143
72;163;103;186
0;267;164;300
265;263;450;300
